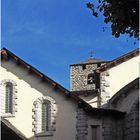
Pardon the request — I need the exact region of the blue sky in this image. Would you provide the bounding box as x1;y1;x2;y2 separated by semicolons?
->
2;0;138;89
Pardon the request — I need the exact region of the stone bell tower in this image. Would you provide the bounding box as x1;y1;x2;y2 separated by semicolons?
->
70;57;108;107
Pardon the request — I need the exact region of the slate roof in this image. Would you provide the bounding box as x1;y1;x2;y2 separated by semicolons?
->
70;57;108;66
80;57;107;64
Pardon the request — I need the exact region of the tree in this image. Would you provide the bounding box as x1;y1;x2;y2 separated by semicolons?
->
87;0;139;39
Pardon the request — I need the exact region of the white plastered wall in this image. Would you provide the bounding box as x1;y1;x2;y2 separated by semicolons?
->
0;65;41;138
101;55;139;105
0;60;77;140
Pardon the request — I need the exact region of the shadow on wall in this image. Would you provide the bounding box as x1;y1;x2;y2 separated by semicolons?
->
2;60;68;100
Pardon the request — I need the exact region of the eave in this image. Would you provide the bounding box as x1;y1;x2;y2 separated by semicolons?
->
96;48;139;73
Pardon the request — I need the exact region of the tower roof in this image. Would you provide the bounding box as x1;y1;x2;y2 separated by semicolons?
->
80;57;106;64
70;57;108;66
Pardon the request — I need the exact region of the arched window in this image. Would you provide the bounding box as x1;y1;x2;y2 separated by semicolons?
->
0;79;17;117
5;82;13;113
87;73;95;84
42;100;51;132
32;96;57;136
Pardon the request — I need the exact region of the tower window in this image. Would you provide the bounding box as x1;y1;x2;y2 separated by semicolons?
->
82;65;86;70
5;82;13;113
87;73;95;84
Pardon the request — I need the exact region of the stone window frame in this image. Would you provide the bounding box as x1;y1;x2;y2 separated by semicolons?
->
32;96;57;137
0;79;18;117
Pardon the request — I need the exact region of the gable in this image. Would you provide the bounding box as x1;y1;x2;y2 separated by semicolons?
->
1;48;69;95
1;59;79;139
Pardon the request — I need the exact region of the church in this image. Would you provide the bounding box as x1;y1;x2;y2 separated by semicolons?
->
0;48;139;140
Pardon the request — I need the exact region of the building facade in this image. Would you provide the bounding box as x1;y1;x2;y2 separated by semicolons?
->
0;48;78;140
1;48;139;140
70;49;139;108
70;58;108;107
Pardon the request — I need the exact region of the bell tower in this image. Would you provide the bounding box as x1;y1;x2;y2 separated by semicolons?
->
70;57;108;107
70;57;107;91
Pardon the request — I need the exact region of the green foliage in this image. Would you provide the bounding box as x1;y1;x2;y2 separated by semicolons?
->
87;0;139;39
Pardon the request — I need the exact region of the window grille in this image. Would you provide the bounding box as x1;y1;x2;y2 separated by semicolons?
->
42;101;51;131
32;96;57;135
5;82;13;113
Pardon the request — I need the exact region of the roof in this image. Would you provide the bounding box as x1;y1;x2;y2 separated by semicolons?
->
1;48;87;103
1;48;70;95
80;57;106;64
96;48;139;73
70;57;108;66
71;89;98;96
1;48;125;117
1;118;28;140
78;99;126;118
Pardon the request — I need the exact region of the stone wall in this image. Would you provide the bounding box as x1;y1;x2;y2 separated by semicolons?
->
76;108;125;140
102;116;124;140
76;108;88;140
124;100;139;140
70;64;97;91
100;71;110;105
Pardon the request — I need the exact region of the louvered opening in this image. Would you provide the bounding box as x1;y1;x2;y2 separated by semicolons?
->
42;100;51;132
5;82;13;113
87;73;95;84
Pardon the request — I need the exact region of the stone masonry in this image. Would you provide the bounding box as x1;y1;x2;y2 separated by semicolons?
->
76;108;88;140
102;116;124;140
70;64;97;91
124;100;139;140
